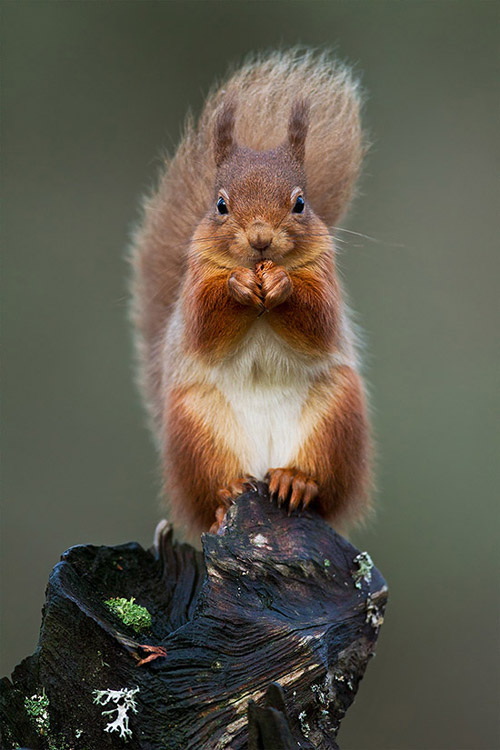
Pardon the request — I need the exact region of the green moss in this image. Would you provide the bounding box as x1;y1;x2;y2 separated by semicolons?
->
24;689;50;736
23;689;70;749
104;596;152;633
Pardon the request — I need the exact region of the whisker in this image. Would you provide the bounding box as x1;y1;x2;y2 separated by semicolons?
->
194;235;235;243
334;227;382;242
335;226;405;248
112;295;130;308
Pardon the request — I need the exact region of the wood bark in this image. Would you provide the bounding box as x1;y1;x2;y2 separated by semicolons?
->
0;483;387;749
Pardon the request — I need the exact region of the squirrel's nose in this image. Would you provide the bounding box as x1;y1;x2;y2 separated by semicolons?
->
247;222;273;252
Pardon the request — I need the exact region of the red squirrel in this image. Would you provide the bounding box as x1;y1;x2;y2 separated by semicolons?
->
131;50;372;535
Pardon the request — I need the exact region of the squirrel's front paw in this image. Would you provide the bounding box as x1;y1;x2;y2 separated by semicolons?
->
228;267;264;311
256;262;292;310
266;468;318;513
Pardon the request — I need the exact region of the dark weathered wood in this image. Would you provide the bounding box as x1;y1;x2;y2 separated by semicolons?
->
0;483;387;749
248;682;318;750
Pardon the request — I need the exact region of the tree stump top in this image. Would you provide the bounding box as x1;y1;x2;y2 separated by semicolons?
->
1;484;387;749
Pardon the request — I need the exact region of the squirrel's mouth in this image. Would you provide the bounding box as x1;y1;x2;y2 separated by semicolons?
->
246;243;290;264
246;250;273;264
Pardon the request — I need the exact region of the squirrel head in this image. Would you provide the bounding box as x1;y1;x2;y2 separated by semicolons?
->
194;98;329;268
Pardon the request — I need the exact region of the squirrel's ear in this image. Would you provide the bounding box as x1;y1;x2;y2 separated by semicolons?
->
287;99;310;164
214;98;237;167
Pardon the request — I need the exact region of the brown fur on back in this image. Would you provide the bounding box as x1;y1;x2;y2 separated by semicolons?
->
130;49;364;432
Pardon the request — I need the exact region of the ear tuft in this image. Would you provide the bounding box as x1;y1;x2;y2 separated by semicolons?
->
214;97;237;167
287;99;310;164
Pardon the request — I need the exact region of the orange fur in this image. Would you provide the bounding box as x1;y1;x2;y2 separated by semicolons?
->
296;366;372;526
266;253;341;356
130;49;371;534
165;385;244;533
182;257;257;360
130;49;365;431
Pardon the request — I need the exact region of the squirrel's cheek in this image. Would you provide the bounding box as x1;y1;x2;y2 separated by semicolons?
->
274;231;296;255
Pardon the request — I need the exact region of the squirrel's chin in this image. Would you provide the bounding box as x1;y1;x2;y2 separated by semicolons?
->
243;248;290;266
223;239;295;266
247;255;285;268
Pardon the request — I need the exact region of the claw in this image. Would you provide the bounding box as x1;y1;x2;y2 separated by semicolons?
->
302;480;319;509
267;469;282;498
266;468;318;514
213;475;258;533
217;488;234;508
278;472;293;505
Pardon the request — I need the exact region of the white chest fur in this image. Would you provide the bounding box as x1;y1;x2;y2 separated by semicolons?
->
165;299;355;480
206;321;322;479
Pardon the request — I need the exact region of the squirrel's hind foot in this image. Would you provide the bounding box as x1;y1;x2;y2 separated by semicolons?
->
266;468;318;514
209;505;228;535
210;476;258;533
217;476;258;507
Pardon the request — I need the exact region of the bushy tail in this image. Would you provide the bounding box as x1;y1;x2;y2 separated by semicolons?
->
131;49;364;429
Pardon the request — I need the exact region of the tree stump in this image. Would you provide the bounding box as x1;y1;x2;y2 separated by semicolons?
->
0;483;387;749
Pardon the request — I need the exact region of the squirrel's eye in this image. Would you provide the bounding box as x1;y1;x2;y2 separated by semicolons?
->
217;196;228;215
292;195;305;214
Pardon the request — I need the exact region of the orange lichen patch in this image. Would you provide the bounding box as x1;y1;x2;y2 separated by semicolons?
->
135;644;167;668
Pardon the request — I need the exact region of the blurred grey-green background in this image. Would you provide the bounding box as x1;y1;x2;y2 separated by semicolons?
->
2;2;499;748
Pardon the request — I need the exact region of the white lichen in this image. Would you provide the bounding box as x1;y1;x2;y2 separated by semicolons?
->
93;686;139;740
298;710;311;737
311;683;328;705
352;551;374;589
252;533;267;547
365;594;385;628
